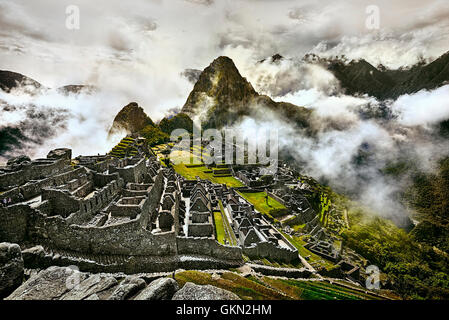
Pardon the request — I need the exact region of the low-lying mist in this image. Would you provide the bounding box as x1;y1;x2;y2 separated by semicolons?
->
0;86;127;162
229;58;449;226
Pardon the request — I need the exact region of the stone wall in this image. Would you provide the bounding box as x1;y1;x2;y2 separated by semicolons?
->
32;211;178;256
0;205;31;243
0;187;20;202
177;237;242;261
92;171;121;188
188;223;214;237
267;191;286;206
243;241;298;263
19;167;84;200
109;158;146;184
42;189;80;218
0;158;68;190
147;170;164;222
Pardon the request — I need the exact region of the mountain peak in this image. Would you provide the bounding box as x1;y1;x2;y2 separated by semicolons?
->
181;55;311;129
0;70;42;92
181;56;257;126
108;102;154;137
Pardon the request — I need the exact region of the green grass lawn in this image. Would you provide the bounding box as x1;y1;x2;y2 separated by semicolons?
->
173;163;244;187
237;191;288;219
174;270;287;300
282;232;336;271
218;200;238;246
174;270;381;300
262;277;381;300
213;211;226;244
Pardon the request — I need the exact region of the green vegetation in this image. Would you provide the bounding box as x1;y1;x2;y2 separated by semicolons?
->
172;162;243;187
404;156;449;252
140;125;169;146
109;137;139;158
175;270;286;300
218;200;237;245
258;257;303;269
282;232;336;271
262;277;380;300
213;211;226;244
174;270;381;300
342;203;449;299
158;113;195;134
153;142;243;187
237;191;288;219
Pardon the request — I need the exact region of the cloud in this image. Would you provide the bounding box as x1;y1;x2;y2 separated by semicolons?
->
0;86;124;162
1;0;449;223
184;0;214;5
391;85;449;127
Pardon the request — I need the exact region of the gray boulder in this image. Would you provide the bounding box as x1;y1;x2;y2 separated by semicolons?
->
21;245;45;268
0;242;24;298
108;276;146;300
172;282;240;300
61;274;118;300
134;277;178;300
7;155;30;166
6;266;87;300
47;148;72;160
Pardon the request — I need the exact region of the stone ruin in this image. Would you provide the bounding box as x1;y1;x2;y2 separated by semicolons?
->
0;145;243;275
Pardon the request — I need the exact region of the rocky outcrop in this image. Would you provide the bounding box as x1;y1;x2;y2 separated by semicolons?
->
108;275;146;300
108;102;155;137
0;242;24;298
181;56;257;127
172;282;240;300
47;148;72;161
6;266;122;300
61;274;118;300
181;56;311;129
6;266;80;300
134;277;178;300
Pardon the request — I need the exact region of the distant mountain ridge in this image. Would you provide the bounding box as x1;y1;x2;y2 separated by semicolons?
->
321;51;449;100
0;70;42;92
0;70;95;94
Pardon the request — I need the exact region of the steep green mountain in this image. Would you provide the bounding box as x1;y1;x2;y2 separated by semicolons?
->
108;102;155;137
158;113;195;135
181;56;311;129
108;102;170;146
327;59;396;99
404;157;449;252
325;51;449;100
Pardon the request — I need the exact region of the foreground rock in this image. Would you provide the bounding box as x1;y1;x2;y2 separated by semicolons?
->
6;266;118;300
47;148;72;160
172;282;240;300
134;277;178;300
6;266;88;300
108;276;146;300
61;274;118;300
6;266;179;300
0;243;24;298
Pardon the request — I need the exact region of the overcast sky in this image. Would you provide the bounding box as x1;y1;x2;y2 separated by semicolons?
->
2;1;449;218
1;0;449;118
